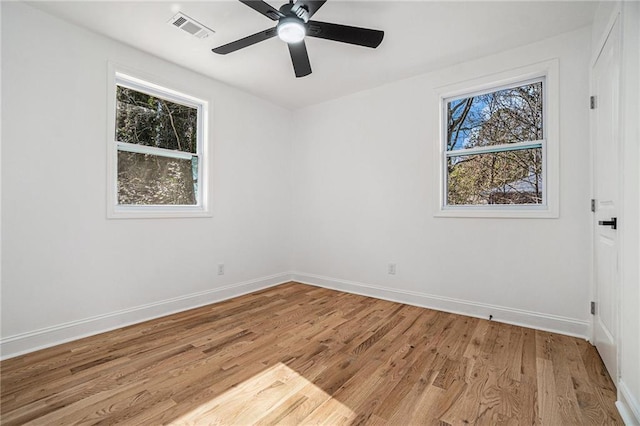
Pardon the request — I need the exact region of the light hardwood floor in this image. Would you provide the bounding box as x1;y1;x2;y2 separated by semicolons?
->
1;282;622;425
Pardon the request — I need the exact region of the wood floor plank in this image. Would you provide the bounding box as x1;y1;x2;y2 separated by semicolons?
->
537;357;562;425
0;282;622;425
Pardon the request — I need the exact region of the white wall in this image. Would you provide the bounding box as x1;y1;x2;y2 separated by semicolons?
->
291;27;593;337
1;2;293;357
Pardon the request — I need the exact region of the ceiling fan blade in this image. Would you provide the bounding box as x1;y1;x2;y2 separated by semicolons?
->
212;27;277;55
292;0;326;19
288;41;312;78
307;20;384;48
239;0;284;21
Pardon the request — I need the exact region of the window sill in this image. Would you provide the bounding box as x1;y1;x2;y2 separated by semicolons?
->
435;206;558;219
108;206;212;219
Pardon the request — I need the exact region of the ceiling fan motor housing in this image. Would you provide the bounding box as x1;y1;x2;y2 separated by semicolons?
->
280;2;310;22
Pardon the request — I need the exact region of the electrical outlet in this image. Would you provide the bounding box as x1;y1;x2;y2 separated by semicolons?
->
218;263;225;275
388;263;396;275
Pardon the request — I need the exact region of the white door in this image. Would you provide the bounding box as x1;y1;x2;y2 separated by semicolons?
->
592;15;621;381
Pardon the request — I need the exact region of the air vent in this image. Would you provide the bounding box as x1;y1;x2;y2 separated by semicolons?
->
167;12;215;39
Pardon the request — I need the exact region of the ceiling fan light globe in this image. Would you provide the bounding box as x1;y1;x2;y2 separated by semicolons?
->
277;19;305;43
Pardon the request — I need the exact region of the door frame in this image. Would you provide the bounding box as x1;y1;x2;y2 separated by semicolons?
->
589;8;623;383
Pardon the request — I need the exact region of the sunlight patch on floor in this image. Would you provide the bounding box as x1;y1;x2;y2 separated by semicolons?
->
170;362;355;424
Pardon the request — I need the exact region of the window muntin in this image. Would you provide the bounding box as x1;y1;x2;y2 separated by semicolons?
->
110;72;208;217
444;78;546;208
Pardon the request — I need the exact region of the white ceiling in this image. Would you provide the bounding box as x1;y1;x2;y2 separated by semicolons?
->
30;0;597;109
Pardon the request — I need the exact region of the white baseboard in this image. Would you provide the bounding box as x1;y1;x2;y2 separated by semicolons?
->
291;272;590;339
1;272;592;360
618;380;640;425
0;273;292;360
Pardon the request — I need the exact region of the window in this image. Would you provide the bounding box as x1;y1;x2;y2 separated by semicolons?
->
437;61;558;218
108;70;209;218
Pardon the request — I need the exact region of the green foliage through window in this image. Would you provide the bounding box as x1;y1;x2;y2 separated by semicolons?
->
116;86;197;153
447;148;542;205
115;83;201;206
445;80;544;206
118;152;197;205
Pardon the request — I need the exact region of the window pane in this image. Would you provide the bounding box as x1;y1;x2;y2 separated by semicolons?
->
116;86;197;153
447;81;543;151
117;151;197;205
447;148;542;205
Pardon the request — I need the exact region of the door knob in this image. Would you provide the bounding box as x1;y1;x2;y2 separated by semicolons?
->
598;217;617;230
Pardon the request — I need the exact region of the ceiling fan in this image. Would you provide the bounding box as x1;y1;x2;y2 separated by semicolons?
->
212;0;384;78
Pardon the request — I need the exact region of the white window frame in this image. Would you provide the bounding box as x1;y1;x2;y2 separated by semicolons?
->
435;59;559;218
107;65;210;219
